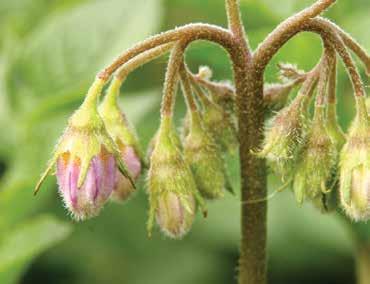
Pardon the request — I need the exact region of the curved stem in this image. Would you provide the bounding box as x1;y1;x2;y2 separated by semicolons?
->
189;78;213;107
161;42;187;117
316;17;370;76
97;24;235;81
191;72;235;99
101;43;175;109
316;43;335;106
254;0;336;71
254;16;366;104
328;51;338;104
179;64;198;113
305;19;366;99
115;43;174;81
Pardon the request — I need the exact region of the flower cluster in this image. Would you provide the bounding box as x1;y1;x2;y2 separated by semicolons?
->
258;53;370;219
35;78;142;220
35;60;237;239
34;0;370;240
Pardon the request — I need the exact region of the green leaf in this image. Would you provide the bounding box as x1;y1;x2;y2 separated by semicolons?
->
0;215;72;284
4;0;162;110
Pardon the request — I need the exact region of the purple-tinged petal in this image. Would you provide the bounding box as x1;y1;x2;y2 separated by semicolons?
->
123;147;141;179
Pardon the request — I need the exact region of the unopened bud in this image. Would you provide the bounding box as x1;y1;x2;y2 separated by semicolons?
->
184;112;227;199
147;116;205;238
156;192;196;239
264;82;294;111
202;99;238;154
35;80;134;220
111;145;141;202
340;98;370;221
258;95;309;178
293;107;337;205
99;82;143;202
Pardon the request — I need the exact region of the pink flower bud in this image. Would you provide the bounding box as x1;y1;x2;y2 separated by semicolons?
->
111;146;142;202
56;149;116;220
156;192;196;239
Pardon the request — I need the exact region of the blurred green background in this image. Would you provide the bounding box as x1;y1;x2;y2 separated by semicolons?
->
0;0;369;283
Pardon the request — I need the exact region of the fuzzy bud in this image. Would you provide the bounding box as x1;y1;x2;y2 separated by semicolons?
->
339;98;370;221
99;80;143;202
183;112;228;199
147;116;205;239
202;98;238;154
35;80;134;220
293;107;338;205
264;82;294;111
258;95;309;178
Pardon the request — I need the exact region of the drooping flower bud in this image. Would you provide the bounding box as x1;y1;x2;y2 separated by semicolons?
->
146;123;182;161
339;98;370;221
194;67;235;114
56;149;116;220
35;79;134;220
193;87;238;154
99;78;143;202
293;106;337;205
264;80;302;112
147;116;205;239
183;111;228;199
258;94;309;178
326;102;346;150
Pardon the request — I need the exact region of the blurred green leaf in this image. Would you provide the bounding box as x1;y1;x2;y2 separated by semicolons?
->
0;215;71;284
4;0;162;110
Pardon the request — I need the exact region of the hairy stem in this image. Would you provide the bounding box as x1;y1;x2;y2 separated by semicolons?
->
179;64;198;113
316;44;335;106
115;43;174;81
356;243;370;284
225;1;266;282
305;19;366;99
236;59;267;284
98;24;235;80
161;42;186;117
254;0;336;71
225;0;252;58
316;17;370;75
254;16;366;102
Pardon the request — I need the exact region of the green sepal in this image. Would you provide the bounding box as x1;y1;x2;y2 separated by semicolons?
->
34;155;58;195
99;88;146;168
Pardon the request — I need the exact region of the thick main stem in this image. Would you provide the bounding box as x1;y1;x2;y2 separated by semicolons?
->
356;243;370;284
236;63;267;284
225;1;267;283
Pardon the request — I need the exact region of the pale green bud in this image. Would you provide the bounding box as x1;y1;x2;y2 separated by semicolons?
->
147;116;205;238
293;107;338;205
202;100;238;154
339;98;370;221
99;81;144;202
183;111;227;199
264;83;294;112
258;95;309;178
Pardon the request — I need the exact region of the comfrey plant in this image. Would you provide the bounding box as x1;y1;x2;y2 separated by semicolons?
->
34;1;370;283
